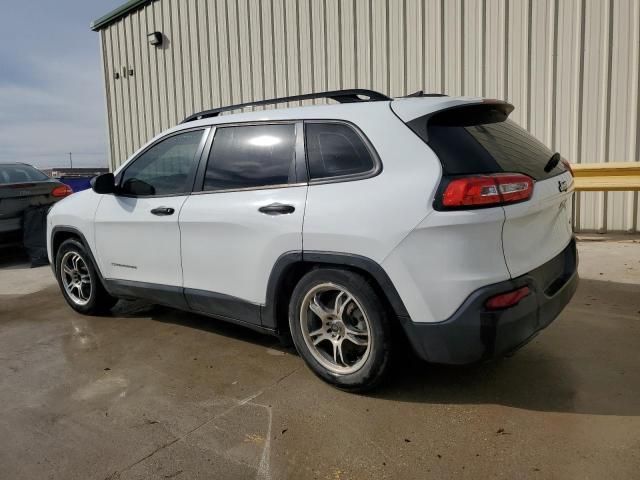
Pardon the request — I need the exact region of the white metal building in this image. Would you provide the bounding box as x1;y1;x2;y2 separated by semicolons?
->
92;0;640;232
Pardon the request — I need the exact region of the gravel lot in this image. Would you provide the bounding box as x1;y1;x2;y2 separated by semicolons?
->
1;239;639;479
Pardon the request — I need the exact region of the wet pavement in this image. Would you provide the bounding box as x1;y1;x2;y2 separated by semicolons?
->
1;239;639;479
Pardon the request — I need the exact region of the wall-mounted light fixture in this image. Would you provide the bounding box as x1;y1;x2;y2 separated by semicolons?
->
147;32;163;47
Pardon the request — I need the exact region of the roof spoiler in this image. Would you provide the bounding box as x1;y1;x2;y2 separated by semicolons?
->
405;100;514;142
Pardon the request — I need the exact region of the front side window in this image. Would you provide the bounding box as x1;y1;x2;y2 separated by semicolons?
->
305;123;376;180
120;129;204;196
203;124;296;191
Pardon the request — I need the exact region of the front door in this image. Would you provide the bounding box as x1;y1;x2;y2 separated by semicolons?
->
179;123;307;326
94;128;208;293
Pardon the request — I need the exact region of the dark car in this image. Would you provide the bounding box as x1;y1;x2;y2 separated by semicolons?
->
0;163;72;247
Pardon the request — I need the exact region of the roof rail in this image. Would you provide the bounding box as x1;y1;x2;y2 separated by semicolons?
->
180;89;391;123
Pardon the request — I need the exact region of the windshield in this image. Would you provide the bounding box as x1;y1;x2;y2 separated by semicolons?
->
0;164;49;184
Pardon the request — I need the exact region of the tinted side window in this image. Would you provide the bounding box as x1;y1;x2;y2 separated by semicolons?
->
305;123;376;180
120;130;204;196
203;124;296;191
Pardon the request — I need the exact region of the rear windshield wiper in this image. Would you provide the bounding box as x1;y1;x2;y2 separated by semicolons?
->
544;152;561;173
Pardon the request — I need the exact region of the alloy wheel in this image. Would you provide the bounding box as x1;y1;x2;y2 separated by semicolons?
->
60;251;92;306
299;283;372;374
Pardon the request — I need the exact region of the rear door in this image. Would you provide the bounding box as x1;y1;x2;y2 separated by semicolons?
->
179;122;307;327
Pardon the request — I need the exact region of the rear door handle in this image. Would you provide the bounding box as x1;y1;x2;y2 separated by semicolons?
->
150;207;175;216
258;203;295;215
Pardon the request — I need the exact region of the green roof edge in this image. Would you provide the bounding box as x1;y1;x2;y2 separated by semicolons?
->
90;0;153;31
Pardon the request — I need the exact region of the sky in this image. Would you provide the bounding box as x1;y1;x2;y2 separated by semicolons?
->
0;0;123;168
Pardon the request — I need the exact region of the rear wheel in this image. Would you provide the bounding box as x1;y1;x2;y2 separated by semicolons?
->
288;268;392;391
55;238;117;314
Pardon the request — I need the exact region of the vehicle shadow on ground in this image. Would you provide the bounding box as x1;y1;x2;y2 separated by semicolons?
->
374;354;585;412
374;277;640;416
113;277;639;417
112;299;293;353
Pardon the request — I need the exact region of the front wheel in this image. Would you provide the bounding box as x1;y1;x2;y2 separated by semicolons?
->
55;238;117;315
288;268;392;392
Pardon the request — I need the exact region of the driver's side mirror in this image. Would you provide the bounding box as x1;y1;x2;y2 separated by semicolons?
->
91;173;116;194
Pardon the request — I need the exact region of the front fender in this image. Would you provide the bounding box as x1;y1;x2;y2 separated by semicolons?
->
47;189;102;265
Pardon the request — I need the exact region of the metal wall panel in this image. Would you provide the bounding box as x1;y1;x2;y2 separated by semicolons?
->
99;0;640;232
463;0;484;97
606;0;639;231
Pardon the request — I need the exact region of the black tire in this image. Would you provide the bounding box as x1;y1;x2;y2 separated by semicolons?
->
55;238;117;315
288;268;392;392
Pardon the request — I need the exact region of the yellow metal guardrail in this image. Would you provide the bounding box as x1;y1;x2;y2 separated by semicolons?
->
571;162;640;192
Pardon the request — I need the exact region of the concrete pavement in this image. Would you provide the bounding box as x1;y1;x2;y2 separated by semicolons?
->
0;239;638;479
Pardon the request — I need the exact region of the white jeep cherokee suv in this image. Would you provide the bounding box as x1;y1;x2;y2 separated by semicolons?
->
48;89;578;391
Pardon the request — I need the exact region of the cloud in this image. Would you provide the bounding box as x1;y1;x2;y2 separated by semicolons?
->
0;0;122;169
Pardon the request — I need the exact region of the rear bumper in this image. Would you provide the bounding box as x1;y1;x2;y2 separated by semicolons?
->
400;238;578;364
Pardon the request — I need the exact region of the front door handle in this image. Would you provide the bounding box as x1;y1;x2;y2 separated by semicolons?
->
150;206;175;216
258;203;295;215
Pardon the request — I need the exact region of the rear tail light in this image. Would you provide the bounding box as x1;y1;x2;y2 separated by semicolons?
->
440;173;534;209
485;286;531;310
51;184;73;198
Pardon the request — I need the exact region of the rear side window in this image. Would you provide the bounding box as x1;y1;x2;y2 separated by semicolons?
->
203;124;296;191
305;123;376;180
0;164;48;184
410;104;567;181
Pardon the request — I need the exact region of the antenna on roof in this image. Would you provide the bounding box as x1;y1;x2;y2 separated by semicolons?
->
403;90;448;98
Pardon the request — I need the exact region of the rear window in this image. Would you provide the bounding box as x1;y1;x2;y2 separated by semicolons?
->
305;122;376;180
409;104;567;181
0;164;49;184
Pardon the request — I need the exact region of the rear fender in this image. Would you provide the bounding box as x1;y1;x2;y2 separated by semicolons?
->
262;251;410;330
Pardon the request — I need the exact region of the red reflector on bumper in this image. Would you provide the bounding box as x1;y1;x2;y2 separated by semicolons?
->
485;286;531;310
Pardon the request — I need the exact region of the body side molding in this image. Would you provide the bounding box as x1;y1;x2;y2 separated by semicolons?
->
104;279;189;310
185;288;261;325
103;280;274;335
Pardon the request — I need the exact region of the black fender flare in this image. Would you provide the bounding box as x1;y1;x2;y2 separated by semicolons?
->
261;250;410;329
50;226;107;285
